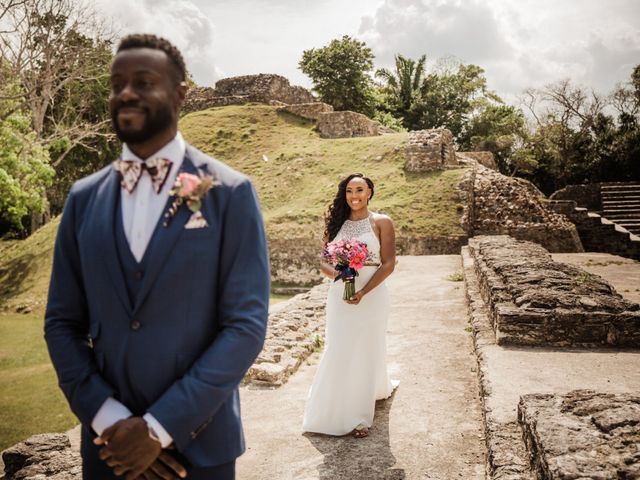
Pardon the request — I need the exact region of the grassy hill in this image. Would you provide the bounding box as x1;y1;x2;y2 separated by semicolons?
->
0;104;467;449
181;104;468;239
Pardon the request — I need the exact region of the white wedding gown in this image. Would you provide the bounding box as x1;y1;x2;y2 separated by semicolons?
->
302;214;398;435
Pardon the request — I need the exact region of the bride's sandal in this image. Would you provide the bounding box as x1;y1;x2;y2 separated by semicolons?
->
353;425;369;438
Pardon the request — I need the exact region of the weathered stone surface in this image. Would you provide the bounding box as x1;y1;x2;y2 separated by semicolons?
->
277;102;333;121
404;129;457;172
268;237;324;286
468;235;640;347
549;183;602;211
182;74;315;114
214;74;315;105
245;283;328;387
1;434;81;479
317;111;379;138
548;201;640;261
518;390;640;479
458;151;497;170
461;163;583;253
462;246;536;480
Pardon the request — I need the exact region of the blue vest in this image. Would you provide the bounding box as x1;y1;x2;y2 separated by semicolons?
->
114;196;153;308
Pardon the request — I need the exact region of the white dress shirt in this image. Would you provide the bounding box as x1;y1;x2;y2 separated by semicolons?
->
91;132;186;448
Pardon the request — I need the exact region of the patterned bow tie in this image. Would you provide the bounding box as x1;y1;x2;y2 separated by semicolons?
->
114;158;173;194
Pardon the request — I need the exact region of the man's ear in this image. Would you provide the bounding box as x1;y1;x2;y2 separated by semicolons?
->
176;81;188;102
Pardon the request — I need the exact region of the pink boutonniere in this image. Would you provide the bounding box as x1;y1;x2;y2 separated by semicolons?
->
163;171;216;227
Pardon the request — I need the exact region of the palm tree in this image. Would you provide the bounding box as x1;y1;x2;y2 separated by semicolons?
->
375;54;427;112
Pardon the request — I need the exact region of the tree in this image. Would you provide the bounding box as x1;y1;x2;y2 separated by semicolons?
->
411;62;500;137
375;54;426;127
0;108;54;231
459;104;531;175
0;0;115;163
0;0;117;227
299;35;376;116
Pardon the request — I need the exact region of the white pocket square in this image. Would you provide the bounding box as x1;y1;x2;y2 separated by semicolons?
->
185;211;209;229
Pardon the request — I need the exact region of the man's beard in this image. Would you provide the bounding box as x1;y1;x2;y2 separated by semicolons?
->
111;104;174;144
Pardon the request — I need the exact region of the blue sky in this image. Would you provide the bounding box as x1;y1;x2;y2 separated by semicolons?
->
94;0;640;103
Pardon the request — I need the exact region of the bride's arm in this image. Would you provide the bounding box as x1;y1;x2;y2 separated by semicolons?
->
320;260;338;280
346;215;396;304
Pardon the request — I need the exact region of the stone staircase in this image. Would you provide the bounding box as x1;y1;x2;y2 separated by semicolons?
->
601;182;640;236
547;200;640;261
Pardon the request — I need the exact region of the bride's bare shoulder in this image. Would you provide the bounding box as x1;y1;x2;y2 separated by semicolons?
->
370;212;394;234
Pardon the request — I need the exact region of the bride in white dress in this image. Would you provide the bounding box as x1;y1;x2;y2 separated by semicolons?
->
303;173;399;438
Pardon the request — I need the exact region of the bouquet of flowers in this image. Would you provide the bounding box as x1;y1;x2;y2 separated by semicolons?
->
322;238;369;301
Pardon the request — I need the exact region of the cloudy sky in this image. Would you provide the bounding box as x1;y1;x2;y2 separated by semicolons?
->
94;0;640;103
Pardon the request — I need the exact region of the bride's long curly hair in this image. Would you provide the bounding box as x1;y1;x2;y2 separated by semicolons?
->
323;173;375;244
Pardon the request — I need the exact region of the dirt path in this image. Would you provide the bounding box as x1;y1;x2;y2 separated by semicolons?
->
237;255;486;479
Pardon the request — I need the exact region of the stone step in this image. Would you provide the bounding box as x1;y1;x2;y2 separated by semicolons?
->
602;200;640;207
601;183;640;190
601;191;640;197
602;212;640;219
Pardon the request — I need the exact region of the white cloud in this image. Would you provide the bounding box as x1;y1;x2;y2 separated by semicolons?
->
358;0;640;100
95;0;223;85
90;0;640;99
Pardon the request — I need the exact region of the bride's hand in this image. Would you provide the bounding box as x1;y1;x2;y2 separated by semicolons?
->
345;291;365;305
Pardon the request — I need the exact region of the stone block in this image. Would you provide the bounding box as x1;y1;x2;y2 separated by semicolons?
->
467;235;640;347
317;111;379;138
404;129;457;172
518;391;640;479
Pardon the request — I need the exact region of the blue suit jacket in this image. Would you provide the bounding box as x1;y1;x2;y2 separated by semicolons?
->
44;144;270;467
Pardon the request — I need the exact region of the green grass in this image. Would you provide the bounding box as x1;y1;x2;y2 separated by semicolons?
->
0;312;77;451
180;104;468;239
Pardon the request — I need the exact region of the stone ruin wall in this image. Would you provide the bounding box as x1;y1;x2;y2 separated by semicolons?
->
182;74;315;114
456;151;497;170
467;235;640;347
404;129;457;172
277;102;334;121
317;111;379;138
518;390;640;479
462;162;583;253
549;183;602;211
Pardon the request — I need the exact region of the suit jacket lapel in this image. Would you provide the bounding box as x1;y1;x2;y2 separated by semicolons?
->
132;152;200;315
95;167;133;315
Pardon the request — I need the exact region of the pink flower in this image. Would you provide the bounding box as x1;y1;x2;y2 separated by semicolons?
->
177;172;201;197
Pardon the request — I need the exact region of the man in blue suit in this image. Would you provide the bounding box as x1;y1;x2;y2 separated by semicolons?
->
44;34;269;479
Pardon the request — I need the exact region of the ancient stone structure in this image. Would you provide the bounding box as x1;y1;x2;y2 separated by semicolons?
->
600;182;640;236
214;74;315;105
245;283;328;387
316;111;379;138
277;102;333;121
467;235;640;347
518;390;640;479
548;201;640;260
461;163;583;252
457;151;497;170
1;433;80;479
404;129;457;172
461;245;534;479
268;237;323;286
549;183;602;212
182;74;315;114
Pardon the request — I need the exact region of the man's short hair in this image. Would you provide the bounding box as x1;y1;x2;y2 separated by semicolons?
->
116;33;186;83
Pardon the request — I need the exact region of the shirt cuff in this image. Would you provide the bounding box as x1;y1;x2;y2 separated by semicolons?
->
91;397;133;436
143;413;173;448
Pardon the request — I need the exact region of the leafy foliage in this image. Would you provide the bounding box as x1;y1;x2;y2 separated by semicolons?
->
299;35;376;116
0;112;54;232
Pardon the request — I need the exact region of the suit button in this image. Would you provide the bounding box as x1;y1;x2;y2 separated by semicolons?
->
131;320;141;330
134;271;143;280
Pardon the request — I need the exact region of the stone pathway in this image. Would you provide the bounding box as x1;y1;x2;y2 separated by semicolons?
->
237;255;486;479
